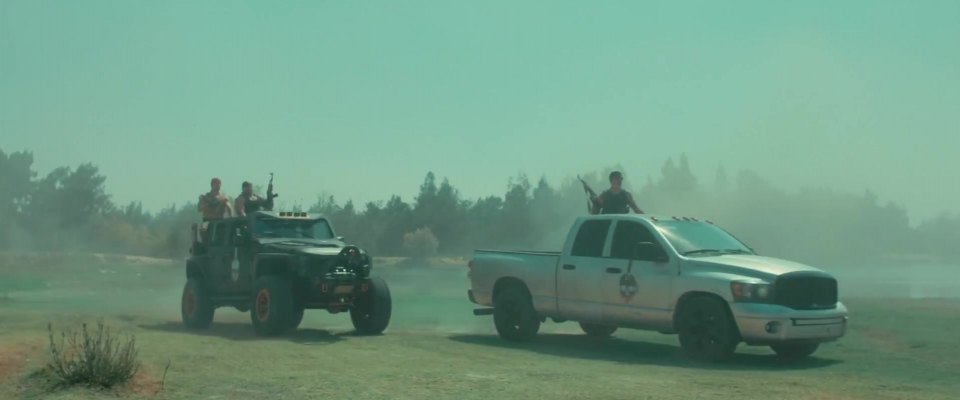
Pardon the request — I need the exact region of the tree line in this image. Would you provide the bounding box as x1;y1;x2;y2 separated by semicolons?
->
2;147;957;266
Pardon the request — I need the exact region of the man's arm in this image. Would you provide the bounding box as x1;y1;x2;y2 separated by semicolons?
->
197;194;206;212
590;191;605;215
234;197;245;217
224;196;234;217
627;192;644;214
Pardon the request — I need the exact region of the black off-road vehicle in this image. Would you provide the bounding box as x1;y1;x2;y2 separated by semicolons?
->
181;210;391;336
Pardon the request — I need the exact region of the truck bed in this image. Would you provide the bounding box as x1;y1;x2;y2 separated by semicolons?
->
473;249;561;256
468;249;561;312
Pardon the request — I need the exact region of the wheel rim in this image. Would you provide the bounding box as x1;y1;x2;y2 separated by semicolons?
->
182;288;196;318
685;310;723;353
255;289;271;322
498;298;524;332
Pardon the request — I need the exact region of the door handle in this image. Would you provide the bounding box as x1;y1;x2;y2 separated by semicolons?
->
562;264;576;270
605;267;622;274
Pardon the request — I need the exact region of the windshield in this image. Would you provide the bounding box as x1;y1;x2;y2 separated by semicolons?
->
653;220;753;256
252;217;335;240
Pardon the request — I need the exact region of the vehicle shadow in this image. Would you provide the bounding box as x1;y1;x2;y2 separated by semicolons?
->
138;321;351;344
447;333;843;371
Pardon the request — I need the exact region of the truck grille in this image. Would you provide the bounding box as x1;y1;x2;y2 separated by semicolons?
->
773;274;838;310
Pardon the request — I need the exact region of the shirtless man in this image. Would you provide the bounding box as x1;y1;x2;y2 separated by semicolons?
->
198;177;233;221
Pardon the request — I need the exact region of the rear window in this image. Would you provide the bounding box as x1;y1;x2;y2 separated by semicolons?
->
571;220;611;257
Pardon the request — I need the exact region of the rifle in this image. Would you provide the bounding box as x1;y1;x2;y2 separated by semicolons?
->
577;175;599;214
265;173;279;211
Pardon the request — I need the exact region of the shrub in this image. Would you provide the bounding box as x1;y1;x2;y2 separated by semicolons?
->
402;227;439;259
45;321;140;388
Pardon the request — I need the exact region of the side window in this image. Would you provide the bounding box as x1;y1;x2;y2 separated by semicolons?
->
571;220;612;257
211;223;228;246
611;221;656;259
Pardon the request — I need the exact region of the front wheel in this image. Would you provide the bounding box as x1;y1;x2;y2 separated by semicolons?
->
351;276;392;335
676;296;740;362
181;278;215;329
288;306;305;330
771;343;820;360
493;285;540;342
580;322;617;338
250;276;294;337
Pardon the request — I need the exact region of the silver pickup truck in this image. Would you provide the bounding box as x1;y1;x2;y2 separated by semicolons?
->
467;214;848;362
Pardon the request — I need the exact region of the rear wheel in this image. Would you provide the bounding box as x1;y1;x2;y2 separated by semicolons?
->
351;276;392;335
676;296;740;362
181;278;215;329
493;285;540;342
579;322;617;338
250;276;294;337
771;343;820;360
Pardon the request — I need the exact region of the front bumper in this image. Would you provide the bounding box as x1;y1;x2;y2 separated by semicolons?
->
731;302;848;345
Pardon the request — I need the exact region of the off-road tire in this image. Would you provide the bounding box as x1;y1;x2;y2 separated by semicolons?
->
580;322;618;338
771;343;820;360
181;278;215;329
493;285;541;342
676;296;740;362
250;275;294;337
351;276;392;335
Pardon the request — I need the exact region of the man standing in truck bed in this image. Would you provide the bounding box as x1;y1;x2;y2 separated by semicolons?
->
198;177;233;221
590;171;644;215
235;181;266;217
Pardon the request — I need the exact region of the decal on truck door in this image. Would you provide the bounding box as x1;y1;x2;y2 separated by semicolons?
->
231;248;240;282
619;273;638;299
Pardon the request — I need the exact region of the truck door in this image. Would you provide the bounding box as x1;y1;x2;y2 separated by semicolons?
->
556;219;613;322
232;220;255;294
207;222;236;293
601;220;677;329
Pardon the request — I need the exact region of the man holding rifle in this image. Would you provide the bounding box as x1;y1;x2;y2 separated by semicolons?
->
580;171;644;215
234;174;279;217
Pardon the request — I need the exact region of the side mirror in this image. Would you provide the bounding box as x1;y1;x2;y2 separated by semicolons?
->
336;236;345;241
635;242;669;263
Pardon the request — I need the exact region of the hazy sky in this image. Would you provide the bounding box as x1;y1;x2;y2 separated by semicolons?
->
2;1;958;222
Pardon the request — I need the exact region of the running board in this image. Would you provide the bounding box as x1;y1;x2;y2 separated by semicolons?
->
473;308;494;316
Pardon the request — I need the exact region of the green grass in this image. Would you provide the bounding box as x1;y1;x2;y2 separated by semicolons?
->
1;257;958;399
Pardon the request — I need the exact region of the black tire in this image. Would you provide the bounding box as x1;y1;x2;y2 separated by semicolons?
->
493;285;541;342
288;306;305;330
351;276;392;335
580;322;618;338
181;278;215;329
250;275;294;337
676;296;740;362
771;343;820;360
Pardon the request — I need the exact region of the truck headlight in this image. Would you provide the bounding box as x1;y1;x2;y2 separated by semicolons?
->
731;281;772;302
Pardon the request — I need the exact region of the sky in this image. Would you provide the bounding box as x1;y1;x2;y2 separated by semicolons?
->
2;0;958;223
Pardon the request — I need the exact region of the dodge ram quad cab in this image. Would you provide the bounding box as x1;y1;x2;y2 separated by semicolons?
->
467;215;848;362
181;211;391;337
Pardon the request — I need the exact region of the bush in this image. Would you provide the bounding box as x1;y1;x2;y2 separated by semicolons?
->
45;321;140;388
402;228;439;259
